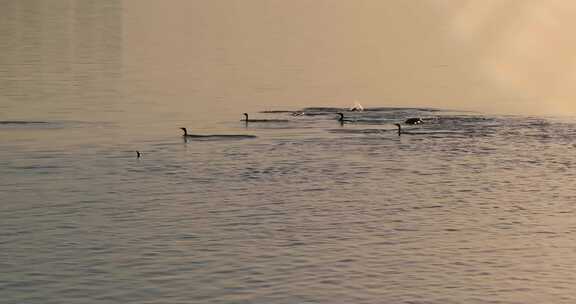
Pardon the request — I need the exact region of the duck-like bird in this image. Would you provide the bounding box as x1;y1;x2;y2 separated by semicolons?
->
336;112;355;124
394;123;402;136
404;117;423;125
242;113;289;123
180;127;256;139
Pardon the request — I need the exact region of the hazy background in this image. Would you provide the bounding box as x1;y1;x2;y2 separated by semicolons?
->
3;2;576;303
3;0;576;121
123;0;576;116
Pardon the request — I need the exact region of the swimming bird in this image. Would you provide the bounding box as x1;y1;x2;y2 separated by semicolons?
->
136;151;142;158
337;112;345;125
242;113;289;123
180;127;201;138
179;127;256;140
394;123;402;136
180;127;218;138
337;112;355;123
337;112;360;126
405;117;423;125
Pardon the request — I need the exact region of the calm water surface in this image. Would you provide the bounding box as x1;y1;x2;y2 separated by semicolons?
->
2;2;576;304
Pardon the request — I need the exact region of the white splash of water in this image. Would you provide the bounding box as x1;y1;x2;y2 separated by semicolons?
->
350;100;364;112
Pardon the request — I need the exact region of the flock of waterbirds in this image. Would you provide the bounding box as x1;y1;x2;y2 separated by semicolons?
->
135;106;425;158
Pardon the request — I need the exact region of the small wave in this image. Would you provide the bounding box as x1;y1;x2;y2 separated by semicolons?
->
301;107;347;113
0;120;106;129
353;119;391;125
243;119;289;123
0;120;63;130
186;134;257;140
327;128;390;135
259;110;296;114
362;107;442;112
0;121;48;125
434;115;496;124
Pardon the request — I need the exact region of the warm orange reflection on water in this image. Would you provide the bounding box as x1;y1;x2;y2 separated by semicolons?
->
3;2;576;303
